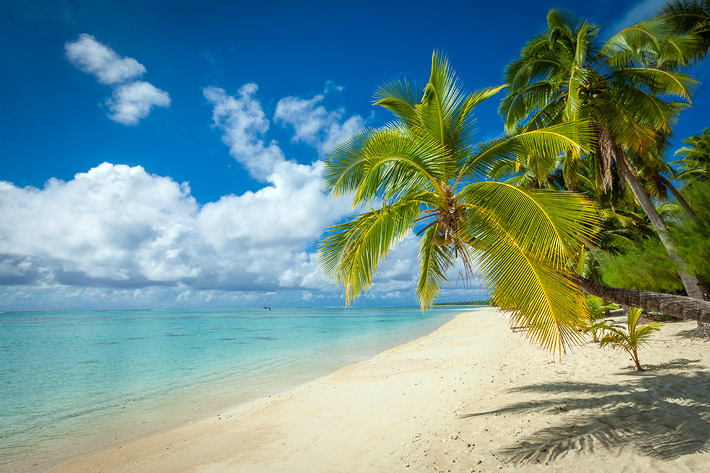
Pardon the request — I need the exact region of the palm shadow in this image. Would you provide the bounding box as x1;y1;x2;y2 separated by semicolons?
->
458;359;710;464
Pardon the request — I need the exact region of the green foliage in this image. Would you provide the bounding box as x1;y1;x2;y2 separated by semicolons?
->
672;127;710;182
668;180;710;286
592;180;710;294
660;1;710;63
586;295;618;319
500;7;706;301
592;307;664;370
595;237;685;293
320;51;600;353
585;295;619;342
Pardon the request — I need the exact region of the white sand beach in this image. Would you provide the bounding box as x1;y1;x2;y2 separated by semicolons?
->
48;307;710;473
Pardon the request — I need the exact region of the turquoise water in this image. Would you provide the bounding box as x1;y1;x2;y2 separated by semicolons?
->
0;306;461;472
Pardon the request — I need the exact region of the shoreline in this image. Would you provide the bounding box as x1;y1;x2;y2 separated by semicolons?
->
43;308;710;472
7;307;460;473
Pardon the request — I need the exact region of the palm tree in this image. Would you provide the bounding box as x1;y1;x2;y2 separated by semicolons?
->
672;128;710;182
319;52;599;353
593;307;663;371
500;9;709;332
660;0;710;61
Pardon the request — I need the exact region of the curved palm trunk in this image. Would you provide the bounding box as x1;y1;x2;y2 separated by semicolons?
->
570;275;710;323
616;155;710;337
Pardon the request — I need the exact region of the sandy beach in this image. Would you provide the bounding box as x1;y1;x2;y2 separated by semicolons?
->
47;307;709;473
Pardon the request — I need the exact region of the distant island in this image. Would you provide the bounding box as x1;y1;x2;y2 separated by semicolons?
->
434;301;490;306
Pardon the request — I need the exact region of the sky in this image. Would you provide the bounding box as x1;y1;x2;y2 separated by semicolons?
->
1;0;708;311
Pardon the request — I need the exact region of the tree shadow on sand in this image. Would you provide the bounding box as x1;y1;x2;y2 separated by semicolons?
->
459;359;710;464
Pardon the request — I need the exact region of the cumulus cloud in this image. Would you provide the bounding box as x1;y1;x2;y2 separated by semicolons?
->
65;34;146;84
0;162;486;309
0;163;330;292
0;81;486;309
274;92;365;155
107;81;171;125
204;84;285;180
65;34;170;125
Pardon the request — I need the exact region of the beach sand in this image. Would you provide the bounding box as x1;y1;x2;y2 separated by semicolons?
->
48;307;709;473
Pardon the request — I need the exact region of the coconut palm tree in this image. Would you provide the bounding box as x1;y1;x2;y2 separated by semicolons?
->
500;10;709;335
661;0;710;62
672;127;710;182
319;52;599;353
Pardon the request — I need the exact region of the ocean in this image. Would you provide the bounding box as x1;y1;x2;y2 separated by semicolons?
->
0;306;464;472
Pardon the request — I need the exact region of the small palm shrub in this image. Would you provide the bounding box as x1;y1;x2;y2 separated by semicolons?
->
584;296;619;342
592;307;663;371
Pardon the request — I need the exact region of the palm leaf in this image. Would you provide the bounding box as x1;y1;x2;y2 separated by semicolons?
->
319;199;421;304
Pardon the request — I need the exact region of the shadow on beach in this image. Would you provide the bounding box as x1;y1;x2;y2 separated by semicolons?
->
459;358;710;464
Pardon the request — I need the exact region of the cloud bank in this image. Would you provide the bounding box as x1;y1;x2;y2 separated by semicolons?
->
65;34;170;125
0;82;487;309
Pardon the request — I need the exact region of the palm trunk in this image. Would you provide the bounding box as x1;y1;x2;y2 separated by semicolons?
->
657;175;703;228
632;346;642;371
617;155;709;337
569;275;710;323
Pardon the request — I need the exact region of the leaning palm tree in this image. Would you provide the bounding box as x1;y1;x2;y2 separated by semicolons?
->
500;10;709;334
319;52;599;354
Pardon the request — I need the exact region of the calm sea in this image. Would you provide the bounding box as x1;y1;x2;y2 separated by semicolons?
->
0;306;466;472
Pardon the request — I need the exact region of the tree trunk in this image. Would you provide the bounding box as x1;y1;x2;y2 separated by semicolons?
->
569;275;710;324
632;346;643;371
657;175;703;229
617;155;709;337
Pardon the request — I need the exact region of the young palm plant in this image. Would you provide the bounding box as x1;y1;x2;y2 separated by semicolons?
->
319;52;599;354
585;295;619;342
593;307;664;371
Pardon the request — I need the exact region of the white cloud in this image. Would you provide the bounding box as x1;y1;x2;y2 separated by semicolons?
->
0;81;486;309
0;162;486;309
204;84;285;180
0;160;355;294
65;34;145;85
65;34;170;125
606;0;666;34
107;81;171;125
274;93;364;155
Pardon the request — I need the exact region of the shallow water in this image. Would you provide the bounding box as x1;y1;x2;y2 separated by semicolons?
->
0;306;465;472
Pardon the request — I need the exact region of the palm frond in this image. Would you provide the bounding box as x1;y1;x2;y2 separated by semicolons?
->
417;224;455;307
319;199;421;305
458;121;595;185
461;207;589;353
609;67;697;100
374;79;422;127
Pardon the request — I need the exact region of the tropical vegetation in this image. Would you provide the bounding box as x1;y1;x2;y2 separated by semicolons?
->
592;307;664;370
672;128;710;183
499;2;710;334
319;52;598;353
319;1;710;353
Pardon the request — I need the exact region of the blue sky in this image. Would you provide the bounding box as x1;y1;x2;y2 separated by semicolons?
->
1;0;708;310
